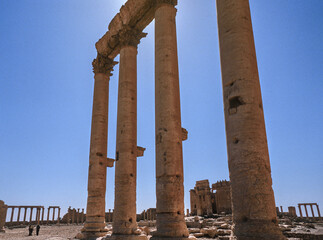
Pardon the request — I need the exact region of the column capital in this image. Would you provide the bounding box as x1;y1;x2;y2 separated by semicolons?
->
92;54;117;76
155;0;178;7
117;26;147;48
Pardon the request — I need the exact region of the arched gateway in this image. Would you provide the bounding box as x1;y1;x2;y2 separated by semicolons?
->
81;0;286;239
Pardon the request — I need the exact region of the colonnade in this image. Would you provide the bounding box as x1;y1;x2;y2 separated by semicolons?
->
47;206;61;224
82;0;285;239
7;206;44;224
298;203;321;218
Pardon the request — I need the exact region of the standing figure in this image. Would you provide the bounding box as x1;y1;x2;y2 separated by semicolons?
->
28;225;33;236
36;224;40;236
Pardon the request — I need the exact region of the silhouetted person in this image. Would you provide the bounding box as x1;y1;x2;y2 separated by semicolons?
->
36;224;40;236
28;225;33;236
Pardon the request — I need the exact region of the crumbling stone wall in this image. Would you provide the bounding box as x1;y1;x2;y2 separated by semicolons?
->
212;180;232;214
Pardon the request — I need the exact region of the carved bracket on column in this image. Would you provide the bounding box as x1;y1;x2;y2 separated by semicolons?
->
106;158;115;168
117;26;147;48
182;128;188;141
137;146;146;157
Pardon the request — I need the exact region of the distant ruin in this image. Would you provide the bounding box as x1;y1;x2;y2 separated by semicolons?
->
190;180;231;216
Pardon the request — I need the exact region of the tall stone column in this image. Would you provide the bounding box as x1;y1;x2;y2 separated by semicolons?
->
316;204;321;218
17;207;21;223
152;0;189;239
23;207;27;224
82;54;117;239
111;26;147;240
10;208;14;223
29;208;33;223
52;208;56;222
310;204;315;217
304;205;309;217
216;0;285;239
41;207;44;224
0;201;8;232
47;208;50;224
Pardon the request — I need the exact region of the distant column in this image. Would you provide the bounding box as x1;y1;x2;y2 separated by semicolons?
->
58;208;61;224
280;206;283;213
316;204;321;218
72;209;75;224
77;208;80;224
310;204;315;217
23;207;27;224
82;55;117;239
10;207;14;223
17;207;21;223
153;0;189;239
29;208;33;223
216;0;285;238
41;207;44;224
47;208;50;224
298;205;303;217
304;205;309;217
37;208;40;224
52;208;56;222
81;209;84;223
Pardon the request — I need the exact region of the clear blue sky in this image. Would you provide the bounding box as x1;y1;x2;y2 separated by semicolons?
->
1;0;322;220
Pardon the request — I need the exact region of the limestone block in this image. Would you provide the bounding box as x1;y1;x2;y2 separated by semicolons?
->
0;200;8;233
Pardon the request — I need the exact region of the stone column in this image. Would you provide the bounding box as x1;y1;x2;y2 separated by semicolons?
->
310;204;315;217
29;208;33;223
280;206;283;213
58;208;61;224
216;0;285;239
111;26;147;240
152;1;189;239
316;204;321;217
77;208;80;224
0;201;8;232
17;207;21;223
81;209;84;223
72;209;75;224
23;207;27;224
41;207;44;224
304;205;309;217
82;54;117;239
52;208;56;222
47;208;50;224
298;205;303;217
10;207;14;223
37;208;40;224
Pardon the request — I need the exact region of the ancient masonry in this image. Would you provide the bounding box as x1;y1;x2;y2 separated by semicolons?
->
82;0;285;239
190;180;232;217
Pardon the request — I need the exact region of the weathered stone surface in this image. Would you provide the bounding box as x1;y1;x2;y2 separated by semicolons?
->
152;2;188;239
0;200;8;232
216;0;285;239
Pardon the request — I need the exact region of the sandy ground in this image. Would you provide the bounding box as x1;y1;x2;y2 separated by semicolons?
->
0;225;83;240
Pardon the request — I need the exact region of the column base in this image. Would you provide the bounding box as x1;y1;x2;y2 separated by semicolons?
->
105;234;148;240
233;220;286;240
81;226;109;240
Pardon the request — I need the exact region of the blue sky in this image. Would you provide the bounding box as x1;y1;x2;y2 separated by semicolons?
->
0;0;322;220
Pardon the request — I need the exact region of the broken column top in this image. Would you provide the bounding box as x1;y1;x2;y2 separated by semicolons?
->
212;180;230;190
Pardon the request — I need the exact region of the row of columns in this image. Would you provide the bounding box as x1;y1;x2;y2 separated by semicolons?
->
83;0;285;239
8;206;44;224
298;203;321;218
67;207;85;224
47;206;61;224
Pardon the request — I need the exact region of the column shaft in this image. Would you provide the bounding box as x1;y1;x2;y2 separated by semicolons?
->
41;207;44;224
310;205;315;217
83;55;115;238
305;205;309;217
216;0;285;239
10;208;14;223
153;2;188;239
53;208;56;222
58;208;61;224
316;204;321;217
113;45;138;236
23;208;27;224
299;205;303;217
47;208;50;224
29;208;33;223
17;207;21;223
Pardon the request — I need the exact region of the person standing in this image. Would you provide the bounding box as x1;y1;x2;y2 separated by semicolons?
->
28;225;33;236
36;224;40;236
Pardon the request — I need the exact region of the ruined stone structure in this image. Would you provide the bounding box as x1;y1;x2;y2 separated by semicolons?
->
7;205;45;225
82;0;284;239
190;180;213;216
190;180;231;216
298;203;321;218
212;180;232;214
288;207;297;217
137;208;157;221
47;206;61;224
0;201;8;232
61;207;85;224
